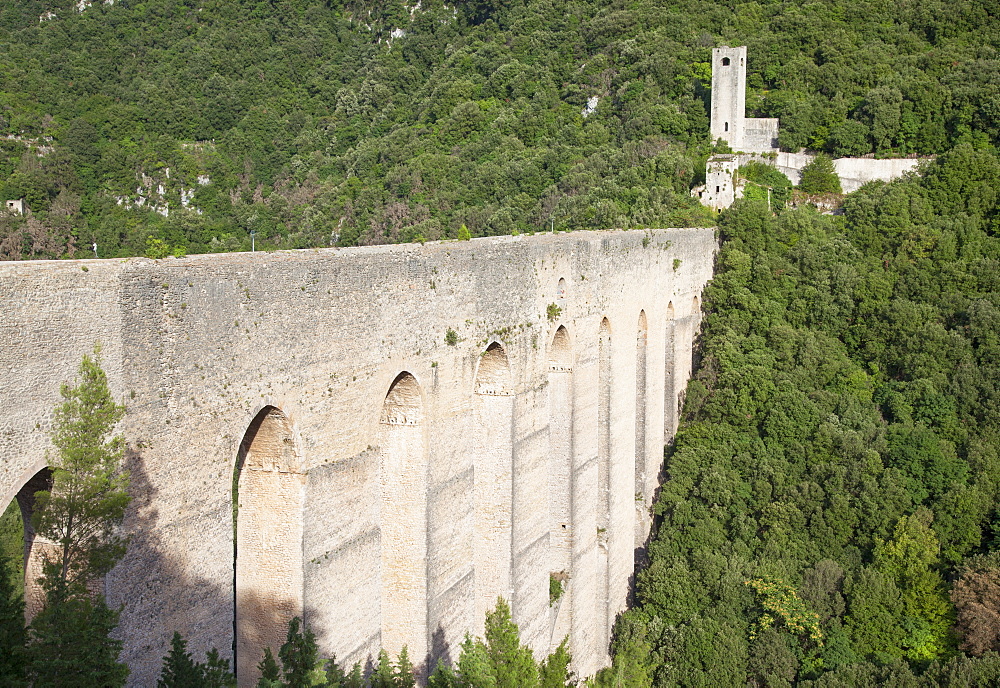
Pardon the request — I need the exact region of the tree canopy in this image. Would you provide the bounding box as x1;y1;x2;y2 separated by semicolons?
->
0;0;996;258
605;144;1000;685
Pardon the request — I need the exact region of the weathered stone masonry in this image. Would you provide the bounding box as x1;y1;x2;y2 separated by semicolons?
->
0;228;715;686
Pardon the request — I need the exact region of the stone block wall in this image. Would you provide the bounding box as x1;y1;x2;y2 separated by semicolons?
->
776;151;924;193
0;228;715;685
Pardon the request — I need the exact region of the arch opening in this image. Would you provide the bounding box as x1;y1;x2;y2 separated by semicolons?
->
378;372;428;658
547;325;573;648
596;317;612;647
472;344;514;633
476;342;512;396
549;326;572;371
1;467;54;621
234;406;303;683
722;56;731;66
635;311;648;504
724;122;729;132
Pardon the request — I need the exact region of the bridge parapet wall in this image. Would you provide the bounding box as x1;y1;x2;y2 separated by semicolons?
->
0;228;715;685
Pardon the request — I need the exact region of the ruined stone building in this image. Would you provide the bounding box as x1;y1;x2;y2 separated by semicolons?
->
0;228;715;685
697;46;924;210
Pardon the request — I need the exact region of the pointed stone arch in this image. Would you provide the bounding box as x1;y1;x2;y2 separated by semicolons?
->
549;325;572;371
473;342;514;632
547;325;573;648
378;372;428;658
664;302;678;442
635;310;648;506
475;342;512;396
234;405;304;683
1;465;55;621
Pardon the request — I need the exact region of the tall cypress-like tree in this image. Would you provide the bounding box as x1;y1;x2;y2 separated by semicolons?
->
158;632;203;688
538;638;571;688
482;598;539;688
371;649;396;688
257;648;281;688
342;662;364;688
201;649;237;688
278;616;327;687
395;646;415;688
157;632;236;688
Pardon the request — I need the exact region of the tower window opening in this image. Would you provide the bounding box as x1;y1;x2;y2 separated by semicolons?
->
715;186;720;193
722;57;731;66
724;122;729;132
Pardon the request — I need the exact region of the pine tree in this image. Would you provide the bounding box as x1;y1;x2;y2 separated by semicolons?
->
371;649;396;688
202;649;237;688
538;638;571;688
257;648;282;688
321;655;346;688
483;598;538;688
342;662;364;688
157;633;235;688
25;349;130;687
26;577;128;687
158;632;203;687
278;617;321;687
456;634;497;688
32;346;128;590
396;646;415;688
428;660;460;688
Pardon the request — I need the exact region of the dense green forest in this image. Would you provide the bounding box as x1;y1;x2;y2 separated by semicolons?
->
605;145;1000;686
0;0;997;258
3;0;1000;685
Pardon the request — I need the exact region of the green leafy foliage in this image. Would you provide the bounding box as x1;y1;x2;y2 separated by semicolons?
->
797;154;842;195
614;145;1000;684
0;500;23;600
0;545;26;687
422;598;572;687
157;633;203;688
1;0;996;257
739;160;792;211
257;648;281;688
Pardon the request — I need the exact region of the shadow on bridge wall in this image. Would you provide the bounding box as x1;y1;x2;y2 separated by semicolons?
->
110;450;458;687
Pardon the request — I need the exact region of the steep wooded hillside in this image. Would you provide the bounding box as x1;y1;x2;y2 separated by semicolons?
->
0;0;997;258
602;146;1000;687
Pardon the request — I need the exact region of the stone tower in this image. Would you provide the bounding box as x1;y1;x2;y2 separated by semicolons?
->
710;46;747;149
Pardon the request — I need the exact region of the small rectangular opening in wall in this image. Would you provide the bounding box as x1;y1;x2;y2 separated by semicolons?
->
716;186;720;193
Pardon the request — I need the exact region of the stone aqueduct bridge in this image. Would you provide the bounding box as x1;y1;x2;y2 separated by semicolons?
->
0;228;715;685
